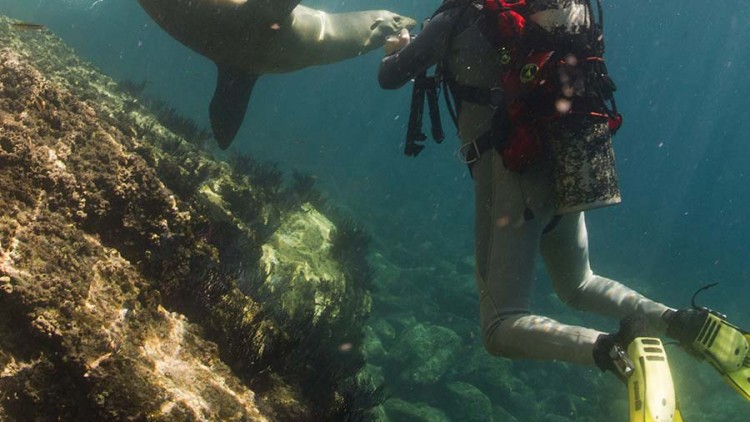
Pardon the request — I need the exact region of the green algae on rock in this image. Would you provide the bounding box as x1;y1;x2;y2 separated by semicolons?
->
260;203;347;321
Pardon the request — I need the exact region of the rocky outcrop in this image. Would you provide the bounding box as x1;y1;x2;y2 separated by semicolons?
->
0;16;373;421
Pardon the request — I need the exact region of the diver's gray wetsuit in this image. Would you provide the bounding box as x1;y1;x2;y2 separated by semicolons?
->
379;3;671;366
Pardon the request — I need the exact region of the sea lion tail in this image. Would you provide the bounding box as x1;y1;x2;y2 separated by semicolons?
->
209;65;258;149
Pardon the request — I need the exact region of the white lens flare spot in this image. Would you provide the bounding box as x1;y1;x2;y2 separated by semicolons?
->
556;98;572;114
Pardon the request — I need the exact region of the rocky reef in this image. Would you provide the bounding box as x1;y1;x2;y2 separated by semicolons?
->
3;13;744;422
0;16;375;421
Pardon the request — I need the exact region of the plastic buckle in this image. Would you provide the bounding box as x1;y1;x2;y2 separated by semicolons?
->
458;141;481;165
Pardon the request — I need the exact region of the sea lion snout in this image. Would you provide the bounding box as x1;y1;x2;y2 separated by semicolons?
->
362;12;416;49
392;14;418;31
370;11;417;36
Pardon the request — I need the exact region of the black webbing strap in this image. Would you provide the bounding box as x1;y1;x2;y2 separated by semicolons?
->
463;130;496;167
454;85;505;108
457;83;509;175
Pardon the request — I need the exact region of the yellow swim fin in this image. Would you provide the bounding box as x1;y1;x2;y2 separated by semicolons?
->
627;337;681;422
691;314;750;402
667;283;750;403
722;332;750;402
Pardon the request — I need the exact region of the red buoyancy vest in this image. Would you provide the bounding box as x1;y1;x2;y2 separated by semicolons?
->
480;0;622;172
483;0;550;172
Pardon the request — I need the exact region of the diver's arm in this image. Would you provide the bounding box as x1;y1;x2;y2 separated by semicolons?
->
378;9;459;90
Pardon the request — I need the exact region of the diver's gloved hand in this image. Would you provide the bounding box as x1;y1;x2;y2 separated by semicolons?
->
665;307;750;370
593;313;654;382
663;308;709;356
384;28;410;56
665;299;750;402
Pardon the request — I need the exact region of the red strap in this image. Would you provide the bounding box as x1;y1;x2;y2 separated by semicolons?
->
485;0;526;10
608;114;623;134
497;10;526;38
502;124;541;173
498;0;526;6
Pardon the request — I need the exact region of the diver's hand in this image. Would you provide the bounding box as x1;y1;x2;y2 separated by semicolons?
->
384;28;410;56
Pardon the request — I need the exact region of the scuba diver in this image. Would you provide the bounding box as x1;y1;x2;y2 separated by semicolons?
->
377;0;750;416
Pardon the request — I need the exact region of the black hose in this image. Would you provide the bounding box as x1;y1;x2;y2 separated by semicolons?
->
691;282;720;309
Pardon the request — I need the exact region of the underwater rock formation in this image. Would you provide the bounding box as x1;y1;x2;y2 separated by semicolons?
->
440;382;493;422
390;323;462;385
260;203;349;323
0;15;374;421
382;399;450;422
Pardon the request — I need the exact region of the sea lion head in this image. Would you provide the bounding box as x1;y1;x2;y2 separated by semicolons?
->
367;11;417;42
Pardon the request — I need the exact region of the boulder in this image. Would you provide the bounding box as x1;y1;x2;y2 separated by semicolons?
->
383;398;451;422
391;323;462;385
440;381;493;422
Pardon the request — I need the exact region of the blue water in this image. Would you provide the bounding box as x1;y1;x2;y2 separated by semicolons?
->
2;0;749;420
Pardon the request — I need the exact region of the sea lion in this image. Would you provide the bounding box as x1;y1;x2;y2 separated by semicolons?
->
137;0;416;148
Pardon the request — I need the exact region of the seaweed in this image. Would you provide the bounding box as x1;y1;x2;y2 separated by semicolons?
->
117;78;149;97
220;181;261;224
138;118;156;135
290;171;320;203
115;79;212;144
251;162;284;196
269;300;375;422
228;153;284;198
169;262;292;379
275;170;325;212
145;98;212;144
325;378;388;422
330;217;374;291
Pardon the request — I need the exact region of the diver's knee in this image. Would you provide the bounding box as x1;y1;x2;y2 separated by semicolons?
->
554;281;582;305
480;318;517;358
480;332;500;357
553;273;594;306
481;336;510;357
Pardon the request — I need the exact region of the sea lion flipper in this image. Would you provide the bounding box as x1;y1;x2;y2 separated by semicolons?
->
209;66;258;149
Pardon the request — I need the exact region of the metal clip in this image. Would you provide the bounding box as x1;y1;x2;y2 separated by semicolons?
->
457;141;481;165
609;344;635;379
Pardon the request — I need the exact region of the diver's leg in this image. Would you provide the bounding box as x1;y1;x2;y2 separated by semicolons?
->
540;212;672;332
474;151;602;366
